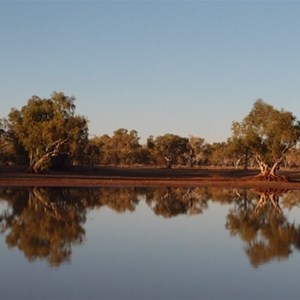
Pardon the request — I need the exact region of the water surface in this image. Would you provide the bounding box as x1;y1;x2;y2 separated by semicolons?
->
1;186;300;299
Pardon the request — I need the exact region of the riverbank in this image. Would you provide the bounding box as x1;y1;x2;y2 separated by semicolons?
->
1;166;300;189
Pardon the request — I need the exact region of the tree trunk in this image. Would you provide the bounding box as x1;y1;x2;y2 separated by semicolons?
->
27;138;68;174
243;151;249;170
234;157;242;168
28;154;52;173
269;160;281;176
164;156;172;168
255;154;269;176
254;153;287;181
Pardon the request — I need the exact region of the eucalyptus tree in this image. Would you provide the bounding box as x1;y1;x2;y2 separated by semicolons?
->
7;92;89;173
95;128;146;166
147;134;189;168
84;136;103;166
231;99;300;180
0;118;27;165
185;136;207;167
208;142;233;167
226;137;256;169
0;119;7;164
109;128;144;165
285;146;300;169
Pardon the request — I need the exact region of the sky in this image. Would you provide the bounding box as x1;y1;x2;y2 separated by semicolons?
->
1;1;300;144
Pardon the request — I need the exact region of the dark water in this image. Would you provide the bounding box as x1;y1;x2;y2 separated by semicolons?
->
1;186;300;299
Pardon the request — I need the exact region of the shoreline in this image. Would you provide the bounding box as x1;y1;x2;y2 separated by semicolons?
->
1;166;300;189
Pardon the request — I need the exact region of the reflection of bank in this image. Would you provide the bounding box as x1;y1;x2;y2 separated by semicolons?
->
226;188;300;268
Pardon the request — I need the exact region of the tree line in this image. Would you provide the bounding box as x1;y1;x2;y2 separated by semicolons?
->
1;92;300;179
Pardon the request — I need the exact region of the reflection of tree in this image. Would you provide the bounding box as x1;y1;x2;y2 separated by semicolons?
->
2;186;300;269
0;187;87;266
226;189;300;268
209;188;248;205
97;188;140;213
0;187;144;266
281;190;300;210
145;187;210;218
254;188;284;216
182;187;210;215
0;188;29;234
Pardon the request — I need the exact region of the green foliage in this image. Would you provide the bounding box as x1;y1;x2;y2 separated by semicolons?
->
207;142;231;167
7;92;89;172
3;93;300;171
231;99;300;172
186;136;208;166
148;134;189;167
91;128;148;166
0;118;27;165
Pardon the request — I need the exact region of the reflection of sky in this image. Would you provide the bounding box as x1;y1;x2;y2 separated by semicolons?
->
73;200;238;299
1;191;300;299
283;204;300;224
0;200;9;213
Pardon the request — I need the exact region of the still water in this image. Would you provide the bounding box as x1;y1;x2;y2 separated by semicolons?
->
1;186;300;299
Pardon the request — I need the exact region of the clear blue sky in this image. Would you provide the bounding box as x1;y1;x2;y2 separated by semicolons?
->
1;1;300;143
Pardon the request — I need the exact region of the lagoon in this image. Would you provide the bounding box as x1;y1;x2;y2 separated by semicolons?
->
1;186;300;299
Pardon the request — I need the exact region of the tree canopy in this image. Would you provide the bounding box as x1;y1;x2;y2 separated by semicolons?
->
231;99;300;179
7;92;89;173
147;134;189;168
